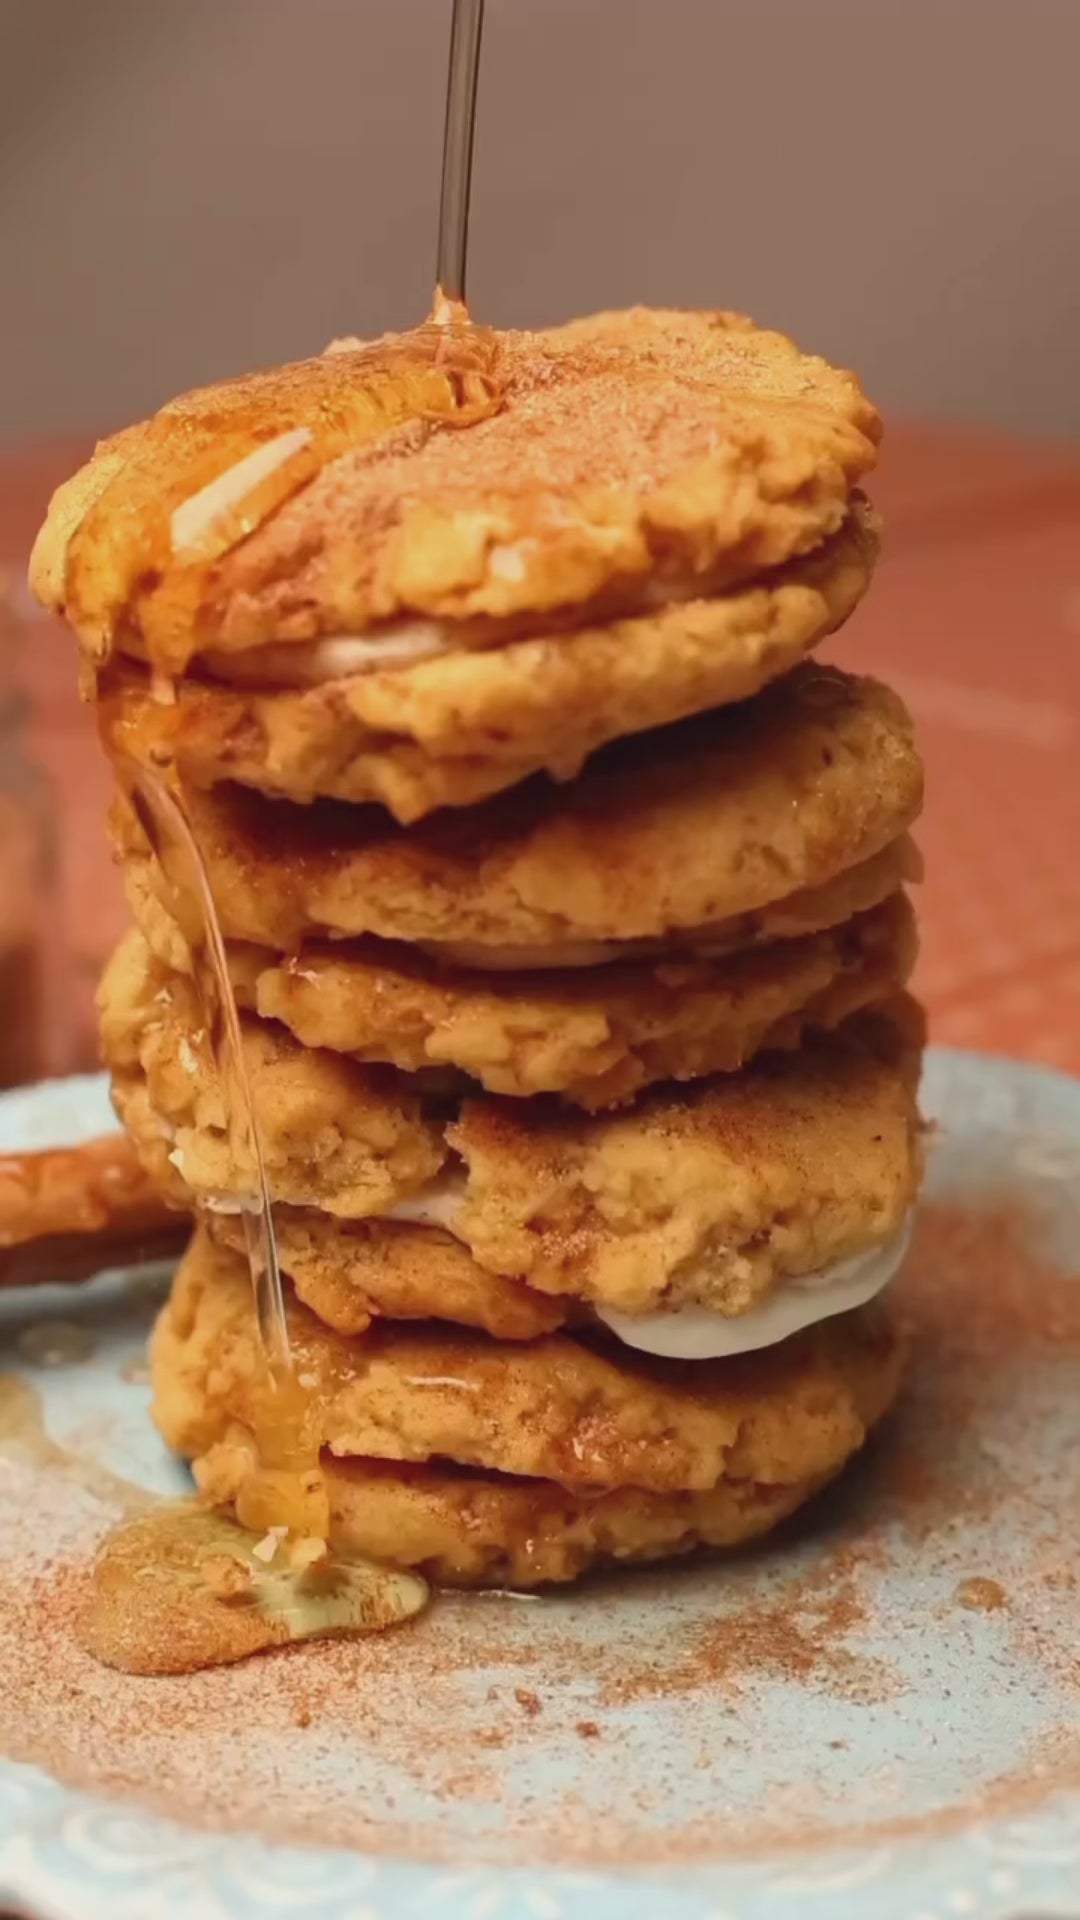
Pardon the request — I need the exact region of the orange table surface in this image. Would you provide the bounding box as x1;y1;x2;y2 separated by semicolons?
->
2;421;1079;1080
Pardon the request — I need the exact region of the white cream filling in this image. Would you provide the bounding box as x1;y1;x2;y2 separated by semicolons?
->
202;624;453;687
175;1162;469;1229
384;1168;467;1231
195;552;745;690
596;1221;912;1361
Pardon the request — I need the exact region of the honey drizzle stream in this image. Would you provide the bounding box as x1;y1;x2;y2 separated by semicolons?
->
71;743;431;1670
61;8;497;1671
128;771;289;1370
117;758;331;1547
434;0;486;316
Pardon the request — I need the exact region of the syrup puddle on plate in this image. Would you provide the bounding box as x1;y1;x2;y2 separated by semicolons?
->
81;1505;430;1676
0;1372;429;1675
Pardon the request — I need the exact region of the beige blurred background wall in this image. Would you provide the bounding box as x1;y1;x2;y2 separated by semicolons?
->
1;0;1078;441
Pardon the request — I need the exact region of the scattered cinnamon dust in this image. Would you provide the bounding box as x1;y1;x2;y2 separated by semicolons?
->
0;1189;1077;1870
599;1557;896;1709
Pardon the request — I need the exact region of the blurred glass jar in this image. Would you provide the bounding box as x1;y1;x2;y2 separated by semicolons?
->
0;570;62;1087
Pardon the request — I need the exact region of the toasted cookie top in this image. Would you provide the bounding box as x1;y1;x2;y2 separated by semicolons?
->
32;309;879;671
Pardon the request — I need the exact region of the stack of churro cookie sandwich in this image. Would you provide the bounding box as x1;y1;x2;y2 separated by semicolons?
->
31;306;925;1587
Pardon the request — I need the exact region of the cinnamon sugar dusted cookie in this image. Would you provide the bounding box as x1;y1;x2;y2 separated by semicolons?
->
448;1001;923;1319
121;881;915;1113
104;927;920;1325
153;1227;904;1506
99;930;447;1220
31;309;879;672
112;666;921;960
95;503;878;819
200;1450;840;1589
222;893;916;1111
208;1206;567;1344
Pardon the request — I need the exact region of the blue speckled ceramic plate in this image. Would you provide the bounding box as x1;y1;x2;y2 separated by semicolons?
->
1;1050;1078;1920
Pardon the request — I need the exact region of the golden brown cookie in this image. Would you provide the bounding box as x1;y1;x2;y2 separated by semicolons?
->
126;814;920;988
152;1227;905;1497
95;504;878;820
31;310;879;671
107;926;921;1315
225;893;915;1110
208;1206;566;1342
27;418;150;615
449;1002;923;1316
99;930;447;1218
198;1450;829;1588
112;666;921;959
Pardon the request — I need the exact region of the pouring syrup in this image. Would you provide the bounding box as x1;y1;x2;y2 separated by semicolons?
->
72;0;491;1671
79;754;433;1671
